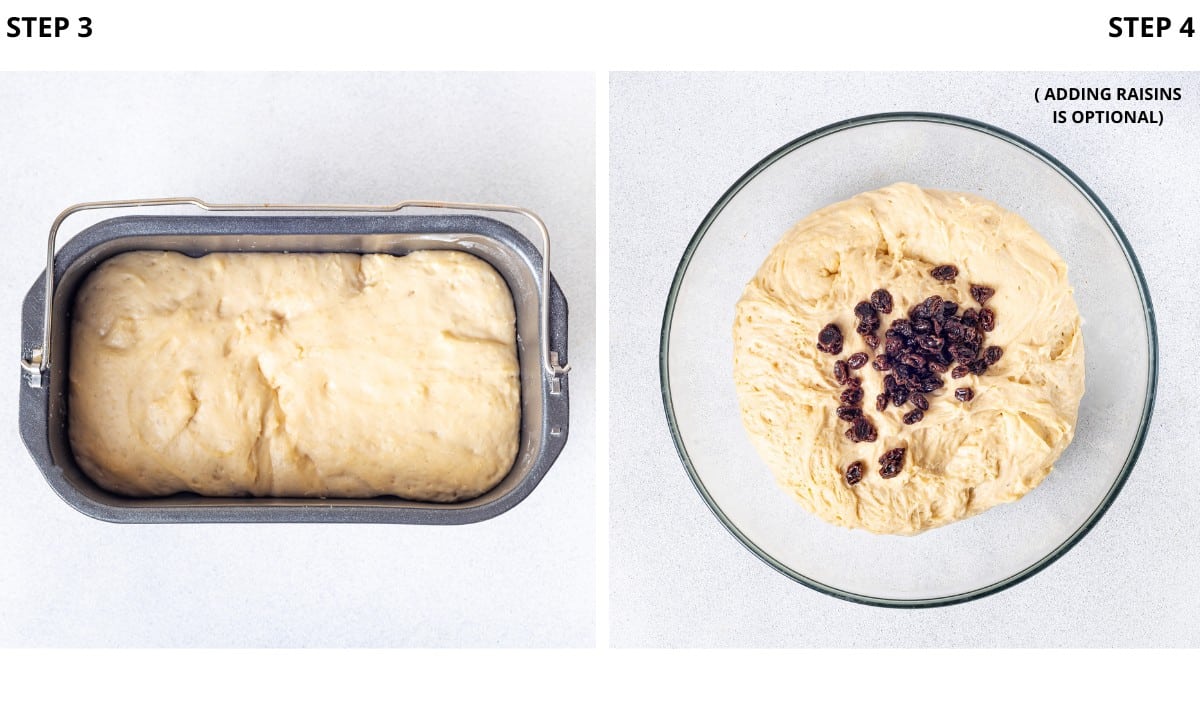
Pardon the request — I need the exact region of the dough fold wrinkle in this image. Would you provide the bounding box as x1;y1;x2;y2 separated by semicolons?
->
733;183;1085;535
69;250;520;501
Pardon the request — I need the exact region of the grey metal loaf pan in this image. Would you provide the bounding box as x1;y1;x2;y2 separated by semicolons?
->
19;210;569;524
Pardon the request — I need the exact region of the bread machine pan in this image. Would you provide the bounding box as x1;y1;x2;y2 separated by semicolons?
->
19;199;570;524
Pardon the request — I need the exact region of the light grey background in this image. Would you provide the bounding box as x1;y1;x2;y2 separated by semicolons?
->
0;72;595;647
610;72;1196;647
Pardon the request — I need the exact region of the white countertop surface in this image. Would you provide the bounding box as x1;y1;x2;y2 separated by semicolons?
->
0;72;596;647
609;72;1197;647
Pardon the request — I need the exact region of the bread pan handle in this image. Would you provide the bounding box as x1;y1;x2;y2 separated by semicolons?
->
21;198;571;390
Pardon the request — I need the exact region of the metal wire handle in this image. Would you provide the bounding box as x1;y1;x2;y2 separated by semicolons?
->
21;198;571;388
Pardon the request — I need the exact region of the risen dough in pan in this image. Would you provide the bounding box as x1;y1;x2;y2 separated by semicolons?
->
733;183;1084;535
69;250;520;501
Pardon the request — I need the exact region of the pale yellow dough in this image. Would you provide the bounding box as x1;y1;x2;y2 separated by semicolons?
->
69;250;520;501
733;183;1084;535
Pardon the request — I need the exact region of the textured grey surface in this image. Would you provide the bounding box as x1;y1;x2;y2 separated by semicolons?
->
0;72;595;647
610;71;1197;647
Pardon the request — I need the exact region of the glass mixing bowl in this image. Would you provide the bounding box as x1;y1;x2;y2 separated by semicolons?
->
660;112;1157;607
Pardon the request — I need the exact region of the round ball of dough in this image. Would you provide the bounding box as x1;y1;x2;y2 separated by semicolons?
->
732;183;1084;535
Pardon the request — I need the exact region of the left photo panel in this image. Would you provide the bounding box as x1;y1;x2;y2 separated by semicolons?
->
2;72;596;647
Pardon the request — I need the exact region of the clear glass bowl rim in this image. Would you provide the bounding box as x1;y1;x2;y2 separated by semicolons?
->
658;111;1159;609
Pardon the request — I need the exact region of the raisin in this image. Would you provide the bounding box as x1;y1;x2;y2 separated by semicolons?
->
817;323;844;355
912;318;932;334
942;301;959;317
844;377;862;390
968;359;989;375
891;387;909;407
911;393;929;411
970;285;995;304
870;289;893;314
856;316;881;334
955;387;974;402
949;343;976;363
841;387;864;405
833;360;849;384
885;337;904;355
928;360;949;375
923;295;944;317
872;355;892;372
891;319;913;337
931;264;958;282
901;353;926;369
879;447;906;479
837;406;863;421
918;335;943;351
846;352;868;370
984;345;1003;365
979;308;996;333
863;333;880;350
883;375;898;393
951;365;970;379
902;408;924;425
845;461;865;486
845;418;878;443
875;392;889;412
854;301;877;320
919;376;943;393
961;308;979;326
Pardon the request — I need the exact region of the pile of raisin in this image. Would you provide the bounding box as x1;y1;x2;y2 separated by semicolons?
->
827;337;878;443
871;272;1001;422
819;265;1004;487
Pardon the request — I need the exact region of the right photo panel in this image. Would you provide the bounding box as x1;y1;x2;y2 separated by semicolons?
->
610;72;1192;646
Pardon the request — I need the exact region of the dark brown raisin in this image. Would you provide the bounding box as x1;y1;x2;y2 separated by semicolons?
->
902;408;924;425
817;323;843;355
968;359;989;375
870;289;893;314
872;355;892;372
918;335;943;351
912;318;932;334
919;376;943;393
923;295;944;317
891;319;913;337
854;301;877;320
901;353;926;369
942;301;959;317
837;406;863;421
954;387;974;402
846;352;868;369
891;387;909;407
961;308;979;326
930;264;958;282
863;333;880;350
878;447;907;478
970;285;995;304
911;393;929;411
833;360;849;384
840;387;864;405
884;336;904;355
979;308;996;333
928;360;949;374
856;316;880;335
951;364;970;379
875;392;889;412
845;418;878;443
844;461;864;486
949;343;976;363
844;377;862;390
984;346;1004;365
